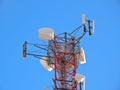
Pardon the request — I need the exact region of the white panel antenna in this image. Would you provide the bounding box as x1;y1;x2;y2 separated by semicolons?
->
92;20;95;35
77;48;86;64
82;14;86;25
89;20;95;35
38;27;54;40
75;74;85;84
80;76;85;90
40;57;54;71
22;41;27;58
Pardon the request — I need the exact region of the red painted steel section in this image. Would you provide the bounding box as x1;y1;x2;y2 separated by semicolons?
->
54;35;77;90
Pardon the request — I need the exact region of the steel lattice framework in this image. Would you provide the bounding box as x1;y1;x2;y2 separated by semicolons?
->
54;34;77;90
22;14;94;90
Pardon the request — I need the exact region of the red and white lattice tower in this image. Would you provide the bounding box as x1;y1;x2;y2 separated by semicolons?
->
54;34;77;90
22;14;94;90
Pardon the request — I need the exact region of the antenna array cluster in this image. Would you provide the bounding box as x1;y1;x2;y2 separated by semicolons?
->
22;14;94;90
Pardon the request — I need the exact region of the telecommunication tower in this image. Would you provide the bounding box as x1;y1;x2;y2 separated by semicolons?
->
22;14;94;90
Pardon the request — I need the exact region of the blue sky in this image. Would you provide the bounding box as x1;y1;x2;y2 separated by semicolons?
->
0;0;120;90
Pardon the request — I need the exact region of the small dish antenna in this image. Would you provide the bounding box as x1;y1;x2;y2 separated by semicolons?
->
40;57;54;71
38;27;54;40
77;48;86;64
75;74;85;84
82;14;86;25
